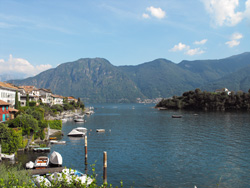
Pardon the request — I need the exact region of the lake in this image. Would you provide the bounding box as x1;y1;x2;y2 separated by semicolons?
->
17;103;250;188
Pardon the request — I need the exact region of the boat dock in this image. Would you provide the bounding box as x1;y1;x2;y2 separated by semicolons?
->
27;167;65;175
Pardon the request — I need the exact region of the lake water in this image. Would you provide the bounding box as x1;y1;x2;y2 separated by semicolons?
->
17;103;250;188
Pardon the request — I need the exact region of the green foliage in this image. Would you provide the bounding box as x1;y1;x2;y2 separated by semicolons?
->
15;90;20;109
51;104;64;113
63;103;74;111
48;120;62;130
29;101;36;107
0;124;20;154
26;94;29;107
0;163;33;187
156;88;250;111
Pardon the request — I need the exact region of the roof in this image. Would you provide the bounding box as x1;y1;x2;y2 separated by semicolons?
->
9;107;19;112
0;100;10;106
19;86;36;93
39;88;52;93
0;81;19;90
51;94;64;98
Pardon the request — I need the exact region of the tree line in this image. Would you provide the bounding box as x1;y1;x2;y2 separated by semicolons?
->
156;89;250;111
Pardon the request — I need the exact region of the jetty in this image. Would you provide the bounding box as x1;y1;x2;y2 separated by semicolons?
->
27;167;65;175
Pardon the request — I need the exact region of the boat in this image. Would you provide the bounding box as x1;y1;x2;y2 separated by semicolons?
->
61;118;67;123
172;115;183;118
26;161;34;169
68;129;85;137
85;110;94;115
1;153;15;160
96;129;105;132
50;140;66;144
33;175;51;187
62;168;93;185
33;147;51;152
49;137;57;140
75;127;87;132
74;118;85;122
49;151;63;167
34;156;49;169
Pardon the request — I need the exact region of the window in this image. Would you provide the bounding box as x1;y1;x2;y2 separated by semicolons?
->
2;106;4;111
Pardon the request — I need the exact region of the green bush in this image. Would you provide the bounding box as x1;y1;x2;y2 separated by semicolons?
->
48;120;62;130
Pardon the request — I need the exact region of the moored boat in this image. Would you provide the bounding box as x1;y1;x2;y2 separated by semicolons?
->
1;153;15;160
172;115;183;118
50;140;66;144
74;118;85;122
96;129;105;132
34;156;49;169
26;161;34;169
68;129;85;137
75;127;87;132
49;151;63;167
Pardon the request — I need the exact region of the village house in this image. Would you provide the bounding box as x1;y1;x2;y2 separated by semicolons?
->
215;88;231;95
19;86;38;106
0;81;20;107
51;94;64;105
39;88;53;105
67;96;78;103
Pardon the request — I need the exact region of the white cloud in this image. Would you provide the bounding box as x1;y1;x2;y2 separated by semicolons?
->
231;32;243;40
145;6;166;19
225;32;243;47
202;0;243;26
0;55;52;77
142;13;150;19
245;0;250;18
194;39;208;45
185;48;205;56
225;40;240;47
170;42;189;52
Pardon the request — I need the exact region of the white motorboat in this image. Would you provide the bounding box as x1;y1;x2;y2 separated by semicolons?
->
26;161;34;169
75;127;87;132
1;153;15;160
68;129;85;137
50;140;66;144
96;129;105;132
49;151;63;167
34;156;49;169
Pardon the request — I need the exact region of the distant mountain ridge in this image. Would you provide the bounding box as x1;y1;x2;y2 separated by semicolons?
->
8;52;250;103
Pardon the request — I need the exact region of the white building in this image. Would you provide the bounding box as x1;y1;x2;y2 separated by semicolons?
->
39;88;53;105
51;94;64;105
0;82;20;107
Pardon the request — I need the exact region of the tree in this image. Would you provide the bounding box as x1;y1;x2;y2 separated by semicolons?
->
15;91;19;109
26;94;29;107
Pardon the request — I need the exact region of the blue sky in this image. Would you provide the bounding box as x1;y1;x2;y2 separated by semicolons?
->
0;0;250;77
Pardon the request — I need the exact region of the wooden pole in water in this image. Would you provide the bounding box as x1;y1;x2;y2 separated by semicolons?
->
103;151;107;185
85;136;88;165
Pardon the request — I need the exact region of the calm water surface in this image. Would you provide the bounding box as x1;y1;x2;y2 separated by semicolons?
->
17;104;250;188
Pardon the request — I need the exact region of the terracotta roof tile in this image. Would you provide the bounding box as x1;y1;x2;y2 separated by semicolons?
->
0;81;19;90
0;100;10;105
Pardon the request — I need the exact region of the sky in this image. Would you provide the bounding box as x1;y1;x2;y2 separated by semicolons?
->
0;0;250;77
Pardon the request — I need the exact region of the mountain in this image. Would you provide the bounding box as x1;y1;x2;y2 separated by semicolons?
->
0;74;25;82
119;59;202;98
8;52;250;103
202;65;250;92
178;52;250;82
9;58;145;103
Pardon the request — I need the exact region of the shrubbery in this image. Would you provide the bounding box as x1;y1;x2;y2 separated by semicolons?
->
48;120;62;130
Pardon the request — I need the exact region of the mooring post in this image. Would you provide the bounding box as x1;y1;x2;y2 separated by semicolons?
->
85;136;88;165
103;151;107;185
84;136;88;174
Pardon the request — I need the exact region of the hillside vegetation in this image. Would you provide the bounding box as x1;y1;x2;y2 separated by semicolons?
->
9;52;250;103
